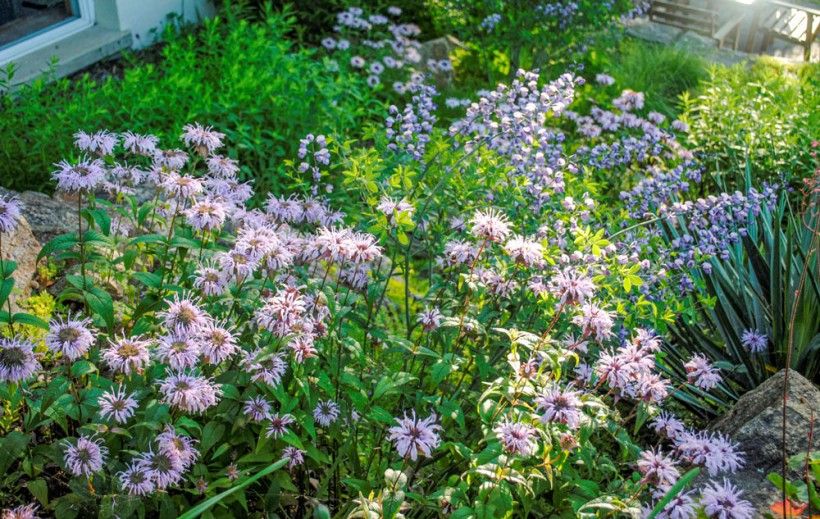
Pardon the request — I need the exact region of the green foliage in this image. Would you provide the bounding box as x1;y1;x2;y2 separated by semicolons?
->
681;60;820;191
0;4;382;194
602;38;709;117
665;190;820;415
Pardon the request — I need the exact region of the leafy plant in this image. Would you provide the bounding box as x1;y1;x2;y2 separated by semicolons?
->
0;3;383;195
664;177;819;414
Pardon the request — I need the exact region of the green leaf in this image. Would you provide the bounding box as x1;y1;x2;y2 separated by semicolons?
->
201;422;225;455
84;287;114;330
133;271;162;289
71;360;97;378
0;278;13;307
37;234;78;261
178;458;288;519
128;233;166;246
26;479;48;505
12;313;49;330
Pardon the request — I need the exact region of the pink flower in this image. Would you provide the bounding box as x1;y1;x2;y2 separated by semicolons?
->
470;208;511;242
494;420;537;456
181;123;224;156
535;387;583;429
98;386;138;424
388;411;441;461
52;158;105;192
64;436;107;477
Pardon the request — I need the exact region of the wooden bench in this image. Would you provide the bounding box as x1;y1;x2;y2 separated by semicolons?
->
649;0;746;50
746;0;819;61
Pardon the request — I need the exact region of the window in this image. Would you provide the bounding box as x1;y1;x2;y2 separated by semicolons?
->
0;0;94;63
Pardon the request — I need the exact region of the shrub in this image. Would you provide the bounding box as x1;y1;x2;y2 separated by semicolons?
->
0;69;767;518
680;60;820;191
0;5;383;194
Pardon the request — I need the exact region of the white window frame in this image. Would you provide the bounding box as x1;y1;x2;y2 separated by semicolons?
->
0;0;96;65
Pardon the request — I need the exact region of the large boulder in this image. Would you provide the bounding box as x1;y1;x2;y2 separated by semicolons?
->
1;216;40;312
0;187;78;244
710;369;820;512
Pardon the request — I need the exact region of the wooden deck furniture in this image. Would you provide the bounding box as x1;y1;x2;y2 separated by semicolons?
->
746;0;819;62
649;0;746;50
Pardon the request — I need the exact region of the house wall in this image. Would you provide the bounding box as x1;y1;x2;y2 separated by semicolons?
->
102;0;217;49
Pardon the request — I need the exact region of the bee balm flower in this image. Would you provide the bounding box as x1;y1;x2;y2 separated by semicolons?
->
388;411;441;461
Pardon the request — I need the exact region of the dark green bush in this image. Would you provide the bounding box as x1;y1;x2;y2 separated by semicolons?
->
0;5;383;194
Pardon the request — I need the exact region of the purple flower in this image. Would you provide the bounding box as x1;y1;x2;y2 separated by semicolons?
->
637;448;679;487
181;123;224;156
494;420;537;456
595;73;615;86
98;386;138;424
266;413;296;438
243;396;272;422
153;149;189;170
388;411;442;461
699;479;754;519
740;329;767;353
549;268;596;305
158;371;222;414
122;132;159;156
197;321;237;365
0;195;23;233
255;286;306;337
206;155;240;178
535;387;583;429
118;463;155;495
289;334;318;364
470;208;511;243
417;307;443;332
194;265;229;297
683;354;722;390
572;303;614;342
651;411;685;440
385;82;437;161
157;426;199;470
52;158;105;192
102;335;151;375
185;200;227;231
64;436;107;477
155;332;201;370
504;236;544;267
613;89;645;111
674;430;744;476
646;491;697;519
45;315;95;361
0;337;40;383
74;130;118;156
1;503;40;519
242;349;288;386
158;295;207;333
161;172;203;200
135;448;184;490
282;446;305;469
313;400;340;427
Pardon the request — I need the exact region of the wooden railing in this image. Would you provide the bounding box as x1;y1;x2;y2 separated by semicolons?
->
648;0;747;50
746;0;819;61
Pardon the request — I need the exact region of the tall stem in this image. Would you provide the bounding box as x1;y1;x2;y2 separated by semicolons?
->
77;191;86;287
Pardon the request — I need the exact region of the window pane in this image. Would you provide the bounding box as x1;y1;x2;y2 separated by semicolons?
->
0;0;80;49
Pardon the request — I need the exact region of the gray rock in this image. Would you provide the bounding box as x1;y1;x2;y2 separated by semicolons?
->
0;215;41;312
0;187;79;244
710;369;820;512
419;36;462;89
